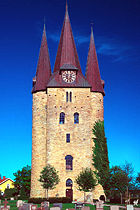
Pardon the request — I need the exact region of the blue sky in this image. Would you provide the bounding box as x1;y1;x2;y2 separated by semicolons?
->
0;0;140;180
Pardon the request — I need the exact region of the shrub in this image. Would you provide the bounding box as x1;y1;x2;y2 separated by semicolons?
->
109;197;140;204
28;197;71;204
4;188;16;199
19;188;29;200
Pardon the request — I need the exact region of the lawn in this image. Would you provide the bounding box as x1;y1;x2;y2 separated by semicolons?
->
1;201;96;210
1;200;140;210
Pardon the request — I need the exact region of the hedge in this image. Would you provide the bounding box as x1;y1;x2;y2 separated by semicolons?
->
28;197;71;204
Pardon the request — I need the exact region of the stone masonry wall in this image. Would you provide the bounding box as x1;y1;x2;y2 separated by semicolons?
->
30;88;105;199
30;91;47;198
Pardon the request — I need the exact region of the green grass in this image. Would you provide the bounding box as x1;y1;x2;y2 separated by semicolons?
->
1;200;140;210
0;201;97;210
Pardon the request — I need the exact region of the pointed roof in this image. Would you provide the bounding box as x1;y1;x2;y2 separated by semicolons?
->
85;27;105;95
32;24;51;93
53;2;81;72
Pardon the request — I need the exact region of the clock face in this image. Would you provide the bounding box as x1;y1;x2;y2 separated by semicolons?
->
62;71;76;83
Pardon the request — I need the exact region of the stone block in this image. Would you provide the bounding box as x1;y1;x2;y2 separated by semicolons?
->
50;207;61;210
81;206;90;210
127;205;134;210
110;206;120;210
53;203;62;209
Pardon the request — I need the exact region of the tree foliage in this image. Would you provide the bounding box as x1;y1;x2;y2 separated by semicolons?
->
75;168;96;202
136;173;140;183
75;168;97;192
136;173;140;189
39;164;60;199
4;188;17;199
122;162;134;188
92;120;109;194
109;166;129;193
13;165;31;198
108;163;137;203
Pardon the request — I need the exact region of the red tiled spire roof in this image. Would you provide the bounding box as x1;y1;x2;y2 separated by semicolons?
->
85;27;105;95
53;2;81;72
32;24;51;93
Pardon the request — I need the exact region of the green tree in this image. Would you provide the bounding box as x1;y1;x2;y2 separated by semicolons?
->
92;120;109;195
136;173;140;183
122;162;135;188
110;166;129;191
39;164;60;199
75;168;97;202
136;173;140;189
109;165;133;204
13;165;31;198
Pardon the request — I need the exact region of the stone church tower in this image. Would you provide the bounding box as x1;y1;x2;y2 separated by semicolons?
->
31;3;105;200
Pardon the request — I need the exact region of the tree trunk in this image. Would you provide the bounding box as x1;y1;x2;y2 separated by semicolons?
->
127;186;129;205
84;192;85;203
45;189;46;199
47;189;48;200
120;192;122;204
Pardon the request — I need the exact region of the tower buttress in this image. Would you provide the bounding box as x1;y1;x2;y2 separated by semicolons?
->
31;25;51;197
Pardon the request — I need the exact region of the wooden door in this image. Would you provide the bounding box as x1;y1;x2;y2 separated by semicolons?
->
66;189;73;201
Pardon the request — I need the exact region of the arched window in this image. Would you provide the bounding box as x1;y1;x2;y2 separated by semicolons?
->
74;112;79;124
65;155;73;170
59;112;65;124
66;178;73;187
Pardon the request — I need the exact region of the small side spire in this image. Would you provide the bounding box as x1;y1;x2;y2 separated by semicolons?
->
32;25;51;93
85;27;105;95
53;1;81;72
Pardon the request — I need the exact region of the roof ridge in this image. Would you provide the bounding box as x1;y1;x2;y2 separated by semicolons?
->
0;178;14;185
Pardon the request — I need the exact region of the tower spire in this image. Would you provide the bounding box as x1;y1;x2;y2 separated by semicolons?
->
66;0;68;13
53;1;81;72
32;25;51;93
85;27;104;95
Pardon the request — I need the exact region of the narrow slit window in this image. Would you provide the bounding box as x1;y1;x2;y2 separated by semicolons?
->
70;92;72;102
66;134;70;143
66;92;68;102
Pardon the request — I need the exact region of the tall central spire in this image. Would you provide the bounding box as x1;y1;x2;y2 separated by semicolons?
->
53;2;81;72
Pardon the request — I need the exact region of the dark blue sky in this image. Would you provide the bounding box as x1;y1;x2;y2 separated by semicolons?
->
0;0;140;179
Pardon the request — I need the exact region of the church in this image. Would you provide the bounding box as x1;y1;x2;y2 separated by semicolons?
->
30;2;105;200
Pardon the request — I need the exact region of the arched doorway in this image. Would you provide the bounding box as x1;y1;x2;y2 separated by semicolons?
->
66;178;73;201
